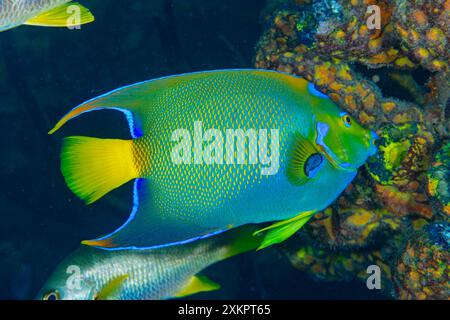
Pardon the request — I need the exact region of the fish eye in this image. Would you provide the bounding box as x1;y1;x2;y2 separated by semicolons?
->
43;290;60;301
341;113;352;128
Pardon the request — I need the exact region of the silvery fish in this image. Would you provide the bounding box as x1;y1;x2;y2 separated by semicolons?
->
37;226;261;300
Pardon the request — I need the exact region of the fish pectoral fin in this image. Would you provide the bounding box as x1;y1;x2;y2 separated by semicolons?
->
174;275;221;298
254;210;316;250
287;132;324;185
94;274;129;300
25;2;94;27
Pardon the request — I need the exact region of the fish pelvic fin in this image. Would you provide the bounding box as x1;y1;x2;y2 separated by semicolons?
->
174;275;220;298
94;274;129;300
25;2;94;28
254;210;316;250
61;136;141;204
222;225;264;259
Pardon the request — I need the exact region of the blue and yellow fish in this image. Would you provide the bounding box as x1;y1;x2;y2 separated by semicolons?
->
0;0;94;32
49;69;377;250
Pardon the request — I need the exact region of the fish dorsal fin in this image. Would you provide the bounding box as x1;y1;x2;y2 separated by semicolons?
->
25;2;94;27
94;274;129;300
254;210;316;250
287;132;324;185
174;275;221;298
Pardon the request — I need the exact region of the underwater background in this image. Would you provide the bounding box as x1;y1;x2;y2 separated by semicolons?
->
0;0;448;300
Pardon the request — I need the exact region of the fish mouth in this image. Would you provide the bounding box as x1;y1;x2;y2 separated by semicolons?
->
315;122;357;171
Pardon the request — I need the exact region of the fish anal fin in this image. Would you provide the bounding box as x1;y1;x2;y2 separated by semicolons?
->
174;275;220;298
287;132;323;185
254;210;316;250
25;2;94;27
94;274;129;300
82;178;225;250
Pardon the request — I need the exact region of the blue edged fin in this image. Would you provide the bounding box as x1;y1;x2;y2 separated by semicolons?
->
49;69;307;138
48;86;145;138
82;178;225;250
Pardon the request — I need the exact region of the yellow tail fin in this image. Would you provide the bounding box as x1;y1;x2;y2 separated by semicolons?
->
61;136;139;204
25;2;94;28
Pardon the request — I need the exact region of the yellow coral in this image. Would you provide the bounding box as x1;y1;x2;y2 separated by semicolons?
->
427;177;439;196
395;57;415;68
416;48;430;59
426;28;445;43
347;210;373;227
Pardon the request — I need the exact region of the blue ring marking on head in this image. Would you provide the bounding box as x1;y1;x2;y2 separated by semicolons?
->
308;82;329;99
316;122;357;171
316;122;329;145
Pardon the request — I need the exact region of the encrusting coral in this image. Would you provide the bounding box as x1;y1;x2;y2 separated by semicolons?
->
255;0;449;299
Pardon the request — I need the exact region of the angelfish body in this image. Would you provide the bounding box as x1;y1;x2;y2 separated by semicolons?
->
50;69;377;250
37;226;260;300
0;0;94;32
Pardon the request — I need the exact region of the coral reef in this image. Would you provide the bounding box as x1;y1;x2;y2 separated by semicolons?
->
392;222;449;300
288;244;394;291
428;141;450;217
284;207;403;296
302;207;402;250
256;0;449;299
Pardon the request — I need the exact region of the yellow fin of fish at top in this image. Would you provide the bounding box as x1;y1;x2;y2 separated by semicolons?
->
25;2;94;28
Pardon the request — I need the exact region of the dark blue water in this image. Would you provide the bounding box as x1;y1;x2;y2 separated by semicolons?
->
0;0;385;300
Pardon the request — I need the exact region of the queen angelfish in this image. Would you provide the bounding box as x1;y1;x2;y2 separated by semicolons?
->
49;69;378;250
